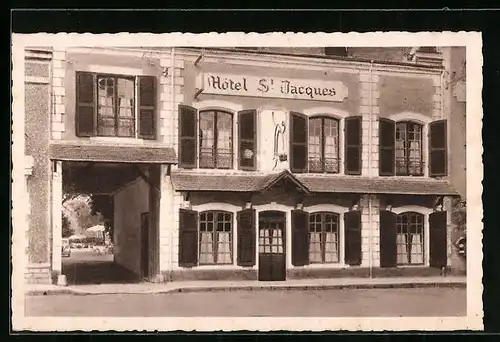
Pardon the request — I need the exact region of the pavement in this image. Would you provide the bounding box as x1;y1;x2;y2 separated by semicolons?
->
25;276;466;296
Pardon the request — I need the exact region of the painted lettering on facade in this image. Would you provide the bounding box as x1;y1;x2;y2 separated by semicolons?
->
197;73;348;102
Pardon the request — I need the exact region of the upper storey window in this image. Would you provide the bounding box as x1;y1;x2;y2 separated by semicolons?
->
379;118;447;177
290;112;362;175
75;72;156;139
178;105;257;170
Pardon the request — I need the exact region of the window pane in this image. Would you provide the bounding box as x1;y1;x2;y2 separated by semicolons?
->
323;118;339;173
199;112;215;168
396;212;424;265
216;112;233;169
97;76;116;136
308;118;322;172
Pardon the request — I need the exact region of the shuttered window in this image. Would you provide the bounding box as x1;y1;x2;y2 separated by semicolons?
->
291;209;309;266
308;117;340;173
379;210;397;267
344;116;362;175
308;212;340;263
429;211;447;268
290;112;308;173
396;212;425;265
429;120;448;177
238;109;257;170
178;209;198;267
237;209;256;266
379;118;396;176
344;211;362;265
199;211;233;265
75;72;157;139
178;105;197;168
395;122;424;176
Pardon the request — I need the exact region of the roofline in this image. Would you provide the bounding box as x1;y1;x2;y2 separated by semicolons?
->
179;47;444;71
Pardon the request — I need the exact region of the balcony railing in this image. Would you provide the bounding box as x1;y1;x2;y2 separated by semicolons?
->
308;157;340;174
395;157;424;176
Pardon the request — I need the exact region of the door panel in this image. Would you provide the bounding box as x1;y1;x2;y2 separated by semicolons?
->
258;211;286;281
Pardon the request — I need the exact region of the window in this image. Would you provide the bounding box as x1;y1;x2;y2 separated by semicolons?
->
396;212;424;265
379;118;448;177
308;212;340;263
395;121;423;176
179;106;255;170
199;111;233;169
308;117;340;173
199;211;233;265
290;112;362;174
75;71;156;139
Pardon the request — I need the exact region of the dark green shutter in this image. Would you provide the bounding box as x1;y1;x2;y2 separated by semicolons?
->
379;210;397;267
237;209;256;266
178;209;198;267
75;72;96;137
178;105;197;168
238;109;257;170
291;209;309;266
344;211;362;265
429;211;447;268
289;112;308;173
429;120;448;177
379;118;395;176
138;76;156;139
344;116;362;175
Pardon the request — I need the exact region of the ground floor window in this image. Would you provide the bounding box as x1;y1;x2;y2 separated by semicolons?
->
396;212;424;265
308;212;340;263
199;211;233;265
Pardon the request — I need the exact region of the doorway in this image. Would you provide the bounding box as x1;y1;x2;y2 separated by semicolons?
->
141;212;149;279
258;211;286;281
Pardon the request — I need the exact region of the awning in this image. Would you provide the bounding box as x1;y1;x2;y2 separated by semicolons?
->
49;142;177;164
171;171;459;196
297;175;459;196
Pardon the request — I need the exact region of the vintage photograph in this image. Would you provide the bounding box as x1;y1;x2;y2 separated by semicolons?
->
11;32;482;331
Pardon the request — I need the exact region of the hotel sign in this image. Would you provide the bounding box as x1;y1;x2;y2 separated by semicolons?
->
196;72;348;102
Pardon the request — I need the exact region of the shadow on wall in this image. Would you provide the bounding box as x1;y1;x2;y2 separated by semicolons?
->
62;258;142;285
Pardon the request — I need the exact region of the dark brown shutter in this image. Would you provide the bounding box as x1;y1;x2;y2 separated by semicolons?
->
237;209;256;266
238;109;257;170
291;209;309;266
75;72;96;137
290;112;308;173
344;116;362;175
379;118;395;176
429;211;447;268
178;105;197;168
429;120;448;177
178;209;198;267
138;76;156;140
379;210;397;267
344;211;362;265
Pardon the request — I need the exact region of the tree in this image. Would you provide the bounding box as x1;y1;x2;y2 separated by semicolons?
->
61;214;73;238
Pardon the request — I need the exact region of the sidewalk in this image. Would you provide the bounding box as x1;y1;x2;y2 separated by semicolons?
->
24;276;466;296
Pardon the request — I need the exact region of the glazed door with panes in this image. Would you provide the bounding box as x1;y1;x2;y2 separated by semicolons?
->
258;211;286;281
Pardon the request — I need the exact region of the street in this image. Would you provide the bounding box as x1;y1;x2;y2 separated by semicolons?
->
25;287;466;317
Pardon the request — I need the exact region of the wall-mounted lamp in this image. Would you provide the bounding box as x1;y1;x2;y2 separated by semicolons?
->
434;196;444;212
296;203;304;210
245;202;252;209
385;204;393;212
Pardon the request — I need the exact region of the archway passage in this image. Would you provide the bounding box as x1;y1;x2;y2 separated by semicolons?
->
60;161;161;285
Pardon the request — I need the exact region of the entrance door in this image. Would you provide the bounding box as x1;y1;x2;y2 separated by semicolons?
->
258;211;286;281
140;212;149;279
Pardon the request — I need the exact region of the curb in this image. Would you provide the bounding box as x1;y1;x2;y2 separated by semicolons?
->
26;281;466;296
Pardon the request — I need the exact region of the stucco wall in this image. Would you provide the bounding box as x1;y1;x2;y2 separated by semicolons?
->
113;177;149;276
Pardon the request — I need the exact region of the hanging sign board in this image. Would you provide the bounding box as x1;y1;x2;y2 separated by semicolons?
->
196;72;348;102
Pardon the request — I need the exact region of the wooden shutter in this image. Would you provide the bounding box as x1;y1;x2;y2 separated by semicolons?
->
429;120;448;177
138;76;156;140
289;112;308;173
178;105;197;168
429;211;447;268
75;72;96;137
178;209;198;267
379;210;397;267
237;209;256;266
379;118;395;176
291;209;309;266
344;116;362;175
238;109;257;170
344;211;362;266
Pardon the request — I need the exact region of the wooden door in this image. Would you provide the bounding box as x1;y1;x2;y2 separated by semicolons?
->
258;211;286;281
